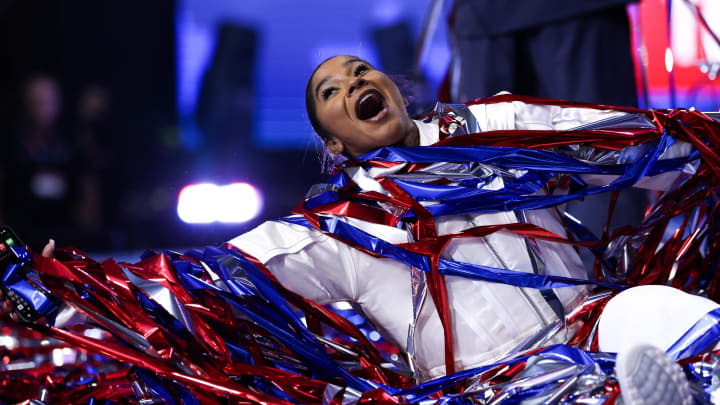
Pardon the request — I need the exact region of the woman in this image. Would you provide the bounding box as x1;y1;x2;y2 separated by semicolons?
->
231;54;705;388
4;55;711;403
230;55;710;404
231;54;596;380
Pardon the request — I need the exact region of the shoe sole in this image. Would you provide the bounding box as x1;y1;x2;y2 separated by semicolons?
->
615;344;693;405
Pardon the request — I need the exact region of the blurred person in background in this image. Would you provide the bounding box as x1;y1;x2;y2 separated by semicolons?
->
4;74;76;248
448;0;638;107
446;0;642;261
71;84;112;234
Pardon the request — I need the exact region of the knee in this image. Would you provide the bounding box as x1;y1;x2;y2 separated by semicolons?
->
598;285;719;353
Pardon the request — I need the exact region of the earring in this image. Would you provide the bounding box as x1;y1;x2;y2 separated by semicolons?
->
326;138;343;155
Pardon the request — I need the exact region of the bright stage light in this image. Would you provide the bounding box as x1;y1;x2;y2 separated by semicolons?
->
177;182;262;224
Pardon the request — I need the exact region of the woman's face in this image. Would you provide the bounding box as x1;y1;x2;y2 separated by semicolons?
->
310;55;417;157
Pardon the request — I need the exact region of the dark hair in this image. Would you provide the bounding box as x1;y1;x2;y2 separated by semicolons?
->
305;56;336;141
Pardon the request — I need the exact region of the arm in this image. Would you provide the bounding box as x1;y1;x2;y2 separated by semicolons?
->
468;97;629;132
469;99;695;191
228;220;358;305
229;219;413;352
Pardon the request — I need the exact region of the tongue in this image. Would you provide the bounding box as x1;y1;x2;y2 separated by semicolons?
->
357;92;384;120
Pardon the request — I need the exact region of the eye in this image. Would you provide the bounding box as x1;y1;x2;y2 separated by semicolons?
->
354;63;370;77
321;86;338;100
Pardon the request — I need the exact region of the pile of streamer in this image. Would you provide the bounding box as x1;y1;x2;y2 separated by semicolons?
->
3;95;720;404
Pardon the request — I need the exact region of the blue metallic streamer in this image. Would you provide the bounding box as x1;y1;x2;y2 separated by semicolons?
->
175;247;375;392
666;307;720;361
305;190;341;210
361;146;605;172
282;216;625;291
398;345;604;402
311;131;695;223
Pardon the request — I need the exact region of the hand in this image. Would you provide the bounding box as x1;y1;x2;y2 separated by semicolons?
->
0;239;55;322
42;239;55;259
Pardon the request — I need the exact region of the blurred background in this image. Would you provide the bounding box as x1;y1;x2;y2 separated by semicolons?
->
0;0;719;256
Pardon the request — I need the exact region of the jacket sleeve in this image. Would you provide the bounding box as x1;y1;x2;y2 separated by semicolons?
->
469;99;695;190
229;220;414;351
468;97;630;131
229;220;359;305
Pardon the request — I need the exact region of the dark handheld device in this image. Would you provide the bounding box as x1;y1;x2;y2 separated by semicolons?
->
0;226;58;323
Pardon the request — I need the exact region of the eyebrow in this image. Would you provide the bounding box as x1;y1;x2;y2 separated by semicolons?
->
314;58;367;98
343;58;364;67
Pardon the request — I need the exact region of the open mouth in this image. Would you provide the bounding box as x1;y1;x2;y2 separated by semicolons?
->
355;89;386;121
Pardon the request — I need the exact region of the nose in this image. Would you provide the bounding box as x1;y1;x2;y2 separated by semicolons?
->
348;77;367;96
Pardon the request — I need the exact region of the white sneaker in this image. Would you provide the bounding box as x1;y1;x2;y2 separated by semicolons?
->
615;344;693;405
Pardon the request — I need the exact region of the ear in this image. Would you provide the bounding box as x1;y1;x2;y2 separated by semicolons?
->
403;97;409;107
325;137;344;155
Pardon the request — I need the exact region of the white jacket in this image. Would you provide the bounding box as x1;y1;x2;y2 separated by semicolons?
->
228;98;690;379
